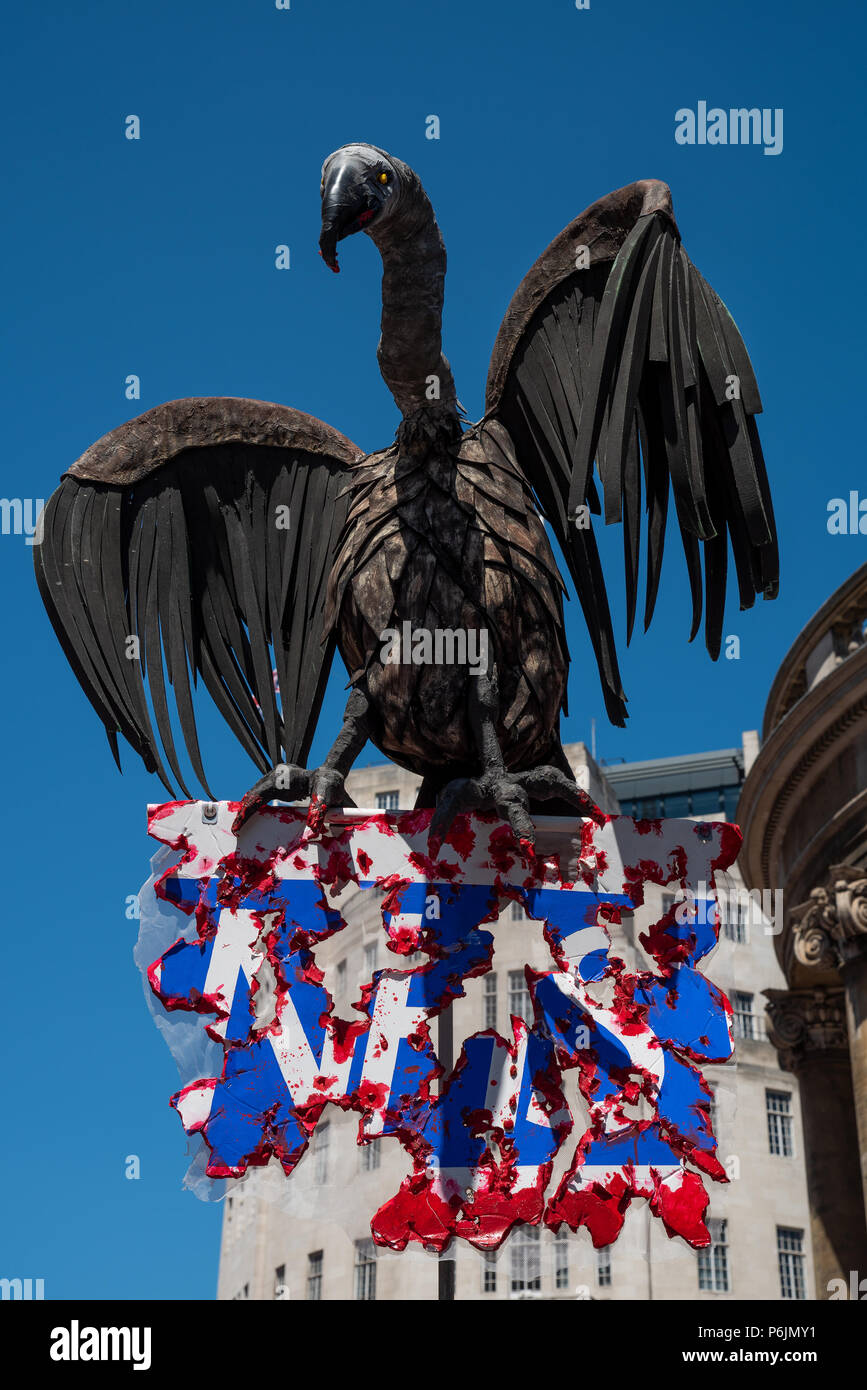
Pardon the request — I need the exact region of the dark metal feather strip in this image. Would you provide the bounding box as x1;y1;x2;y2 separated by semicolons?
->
567;214;659;515
637;383;670;632
602;236;663;525
486;179;778;714
36;408;356;794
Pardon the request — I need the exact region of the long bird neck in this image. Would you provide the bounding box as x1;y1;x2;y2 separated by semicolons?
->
368;170;458;424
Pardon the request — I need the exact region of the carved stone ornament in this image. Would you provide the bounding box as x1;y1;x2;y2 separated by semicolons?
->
764;987;848;1071
792;864;867;971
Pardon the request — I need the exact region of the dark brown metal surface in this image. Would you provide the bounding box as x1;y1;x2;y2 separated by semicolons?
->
35;148;779;817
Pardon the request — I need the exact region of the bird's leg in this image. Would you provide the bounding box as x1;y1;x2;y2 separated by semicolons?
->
303;685;371;834
428;668;605;857
232;687;370;834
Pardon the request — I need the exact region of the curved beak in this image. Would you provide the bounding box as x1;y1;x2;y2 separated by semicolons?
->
319;153;389;273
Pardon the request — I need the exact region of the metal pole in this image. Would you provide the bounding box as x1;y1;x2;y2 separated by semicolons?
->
437;1002;455;1300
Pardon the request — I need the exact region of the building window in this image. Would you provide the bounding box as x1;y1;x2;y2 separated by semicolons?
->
360;1141;381;1172
508;970;533;1026
698;1217;729;1292
510;900;524;922
777;1228;806;1300
354;1239;377;1300
306;1250;323;1301
510;1225;541;1293
376;790;399;811
596;1246;611;1288
723;898;749;943
766;1091;794;1157
706;1084;718;1134
273;1264;286;1299
484;973;498;1030
313;1120;330;1185
555;1230;569;1290
732;990;763;1040
336;958;346;994
363;940;379;976
482;1251;497;1294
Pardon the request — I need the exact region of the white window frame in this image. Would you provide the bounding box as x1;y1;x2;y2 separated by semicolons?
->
360;1141;381;1173
697;1217;729;1293
510;1225;541;1294
313;1119;330;1185
732;990;764;1041
354;1239;377;1300
777;1227;806;1301
508;969;532;1026
306;1251;322;1301
484;972;498;1030
555;1230;570;1290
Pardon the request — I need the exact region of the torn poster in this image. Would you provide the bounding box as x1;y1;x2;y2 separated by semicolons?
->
141;803;740;1253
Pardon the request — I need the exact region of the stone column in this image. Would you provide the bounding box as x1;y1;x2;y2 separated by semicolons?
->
843;947;867;1210
793;868;867;1224
765;987;866;1295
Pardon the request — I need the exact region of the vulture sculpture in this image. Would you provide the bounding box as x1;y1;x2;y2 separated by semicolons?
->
35;142;778;852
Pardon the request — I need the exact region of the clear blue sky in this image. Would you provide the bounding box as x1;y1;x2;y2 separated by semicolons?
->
2;0;864;1299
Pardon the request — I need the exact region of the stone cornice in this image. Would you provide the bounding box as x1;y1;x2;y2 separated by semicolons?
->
736;646;867;893
764;563;867;735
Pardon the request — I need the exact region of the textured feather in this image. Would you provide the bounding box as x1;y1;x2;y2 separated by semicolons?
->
485;180;779;722
35;399;360;796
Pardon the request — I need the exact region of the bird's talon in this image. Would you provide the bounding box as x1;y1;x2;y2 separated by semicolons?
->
232;762;349;836
232;767;292;834
431;763;604;853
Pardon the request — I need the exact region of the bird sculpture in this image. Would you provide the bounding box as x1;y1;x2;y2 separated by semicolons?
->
35;142;778;853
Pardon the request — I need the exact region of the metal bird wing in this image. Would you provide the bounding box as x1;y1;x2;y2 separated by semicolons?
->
34;397;363;797
485;180;779;727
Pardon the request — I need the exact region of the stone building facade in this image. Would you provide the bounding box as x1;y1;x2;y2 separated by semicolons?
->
216;740;814;1301
738;562;867;1297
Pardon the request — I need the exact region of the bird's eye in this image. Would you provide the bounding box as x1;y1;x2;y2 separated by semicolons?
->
378;172;389;184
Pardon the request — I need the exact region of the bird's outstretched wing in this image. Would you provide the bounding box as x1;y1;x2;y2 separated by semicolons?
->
485;181;778;726
35;397;363;796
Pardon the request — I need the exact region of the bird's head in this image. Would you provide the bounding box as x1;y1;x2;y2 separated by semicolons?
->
318;143;403;273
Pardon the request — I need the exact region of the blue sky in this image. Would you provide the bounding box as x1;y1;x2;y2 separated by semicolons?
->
2;0;864;1299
